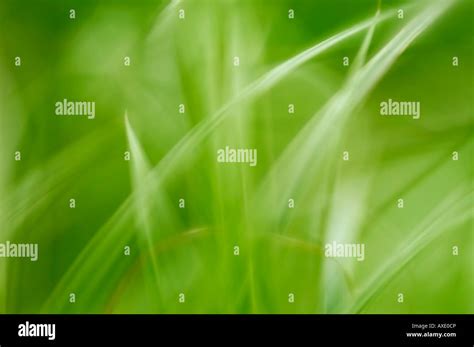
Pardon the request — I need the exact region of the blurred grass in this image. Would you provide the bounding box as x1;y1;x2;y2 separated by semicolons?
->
0;0;472;313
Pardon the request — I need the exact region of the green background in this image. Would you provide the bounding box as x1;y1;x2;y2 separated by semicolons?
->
0;0;472;313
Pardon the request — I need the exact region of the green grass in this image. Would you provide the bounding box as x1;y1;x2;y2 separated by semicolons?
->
0;0;472;313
